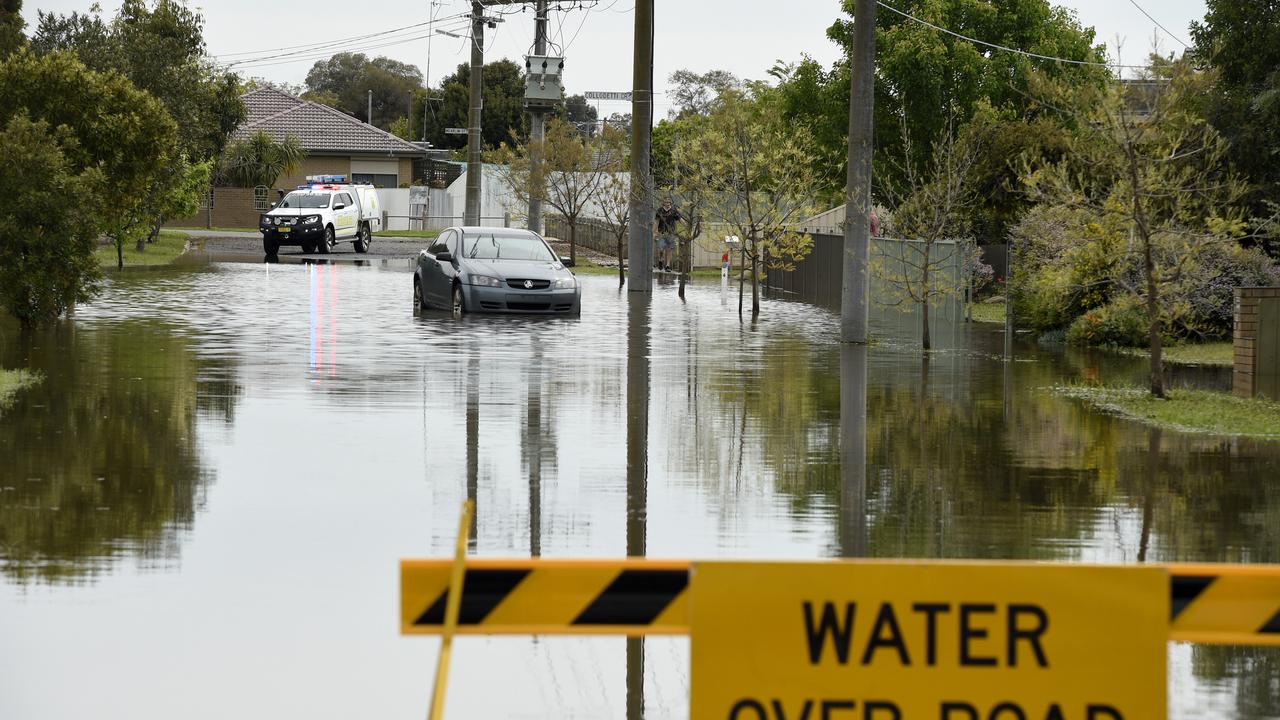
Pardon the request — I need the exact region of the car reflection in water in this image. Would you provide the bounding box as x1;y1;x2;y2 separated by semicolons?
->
413;227;581;316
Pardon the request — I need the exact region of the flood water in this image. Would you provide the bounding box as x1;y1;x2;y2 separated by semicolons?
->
1;260;1278;719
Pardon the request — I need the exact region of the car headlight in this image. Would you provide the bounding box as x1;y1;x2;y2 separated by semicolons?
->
553;277;576;289
469;275;503;288
303;215;320;224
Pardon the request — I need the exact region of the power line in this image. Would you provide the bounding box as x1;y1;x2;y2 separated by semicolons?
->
214;13;470;68
1126;0;1190;50
876;0;1152;72
221;20;473;70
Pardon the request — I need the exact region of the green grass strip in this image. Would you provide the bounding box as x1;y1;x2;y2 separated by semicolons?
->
1056;384;1280;439
96;231;193;268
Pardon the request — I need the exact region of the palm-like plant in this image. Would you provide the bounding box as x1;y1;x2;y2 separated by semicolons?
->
217;132;306;188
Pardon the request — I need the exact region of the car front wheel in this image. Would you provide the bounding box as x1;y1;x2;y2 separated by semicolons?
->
413;276;426;310
263;235;278;256
318;226;334;254
452;284;464;318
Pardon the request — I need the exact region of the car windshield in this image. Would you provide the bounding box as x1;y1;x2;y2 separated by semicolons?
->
462;234;555;262
279;192;330;209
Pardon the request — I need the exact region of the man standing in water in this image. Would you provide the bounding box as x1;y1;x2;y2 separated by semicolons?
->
655;197;682;272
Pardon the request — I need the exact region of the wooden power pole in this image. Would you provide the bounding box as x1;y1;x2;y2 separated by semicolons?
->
841;0;876;343
527;0;549;235
464;1;485;226
627;0;654;293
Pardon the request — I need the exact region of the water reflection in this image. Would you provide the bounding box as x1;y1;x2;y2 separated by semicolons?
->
839;343;867;558
627;295;650;720
0;263;1276;718
0;319;233;583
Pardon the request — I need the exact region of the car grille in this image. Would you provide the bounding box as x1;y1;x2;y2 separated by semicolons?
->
506;278;550;290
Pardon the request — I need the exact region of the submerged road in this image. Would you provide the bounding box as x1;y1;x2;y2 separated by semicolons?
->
185;229;431;259
0;261;1275;719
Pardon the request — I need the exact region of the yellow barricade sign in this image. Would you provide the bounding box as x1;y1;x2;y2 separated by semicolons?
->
401;558;689;636
689;561;1167;720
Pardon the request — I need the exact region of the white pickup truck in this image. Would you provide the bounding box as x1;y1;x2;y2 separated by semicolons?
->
259;178;382;255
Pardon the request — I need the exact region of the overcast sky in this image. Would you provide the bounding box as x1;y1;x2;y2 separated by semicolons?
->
23;0;1207;116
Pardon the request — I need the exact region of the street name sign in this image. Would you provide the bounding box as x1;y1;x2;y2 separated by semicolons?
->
690;561;1167;720
444;127;468;135
585;91;632;101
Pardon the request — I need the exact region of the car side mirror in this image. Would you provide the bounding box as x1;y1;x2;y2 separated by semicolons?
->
561;257;575;268
435;250;453;262
270;202;277;209
333;203;345;210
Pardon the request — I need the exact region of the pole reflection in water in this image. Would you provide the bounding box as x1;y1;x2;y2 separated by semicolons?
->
466;350;479;550
839;343;868;558
524;345;543;557
626;296;650;720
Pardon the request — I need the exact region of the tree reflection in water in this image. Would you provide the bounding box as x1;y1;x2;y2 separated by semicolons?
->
0;320;236;584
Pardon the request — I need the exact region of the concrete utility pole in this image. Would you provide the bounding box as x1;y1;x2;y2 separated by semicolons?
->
464;0;485;226
367;89;373;125
841;0;876;343
527;0;549;235
627;0;655;293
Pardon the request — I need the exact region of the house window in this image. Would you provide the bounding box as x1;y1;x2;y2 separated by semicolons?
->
352;173;398;188
253;185;269;211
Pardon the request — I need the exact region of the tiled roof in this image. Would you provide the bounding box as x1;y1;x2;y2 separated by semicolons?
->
235;87;424;156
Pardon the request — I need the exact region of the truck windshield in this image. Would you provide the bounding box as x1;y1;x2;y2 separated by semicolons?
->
462;234;555;262
280;192;330;209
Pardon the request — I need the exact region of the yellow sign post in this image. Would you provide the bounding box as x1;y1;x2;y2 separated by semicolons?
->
690;561;1167;720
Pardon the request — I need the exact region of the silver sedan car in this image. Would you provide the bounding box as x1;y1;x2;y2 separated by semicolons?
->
413;227;582;315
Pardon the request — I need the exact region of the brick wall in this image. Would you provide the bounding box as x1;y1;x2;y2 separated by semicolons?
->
1233;287;1280;398
167;187;262;229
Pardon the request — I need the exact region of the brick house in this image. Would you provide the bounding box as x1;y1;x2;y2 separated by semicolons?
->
171;87;426;228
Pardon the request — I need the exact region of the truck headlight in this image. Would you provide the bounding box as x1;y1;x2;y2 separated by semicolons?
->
553;277;576;289
303;215;320;224
469;275;503;288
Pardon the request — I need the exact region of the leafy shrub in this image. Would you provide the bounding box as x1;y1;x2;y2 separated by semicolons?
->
1066;296;1148;347
1175;243;1280;339
1009;204;1118;330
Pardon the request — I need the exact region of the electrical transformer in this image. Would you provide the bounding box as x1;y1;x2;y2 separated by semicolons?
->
524;55;565;108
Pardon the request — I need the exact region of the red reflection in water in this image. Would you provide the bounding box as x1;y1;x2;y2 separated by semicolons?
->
310;264;339;378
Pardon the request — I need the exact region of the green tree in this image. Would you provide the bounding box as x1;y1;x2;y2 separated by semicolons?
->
304;51;423;129
875;117;985;350
1192;0;1280;239
33;1;245;249
218;131;306;188
1024;62;1248;398
592;127;633;286
559;93;599;129
33;0;246;163
667;68;740;118
0;115;103;327
673;90;824;319
491;118;613;265
0;49;179;274
424;60;528;149
768;0;1107;233
0;0;24;57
